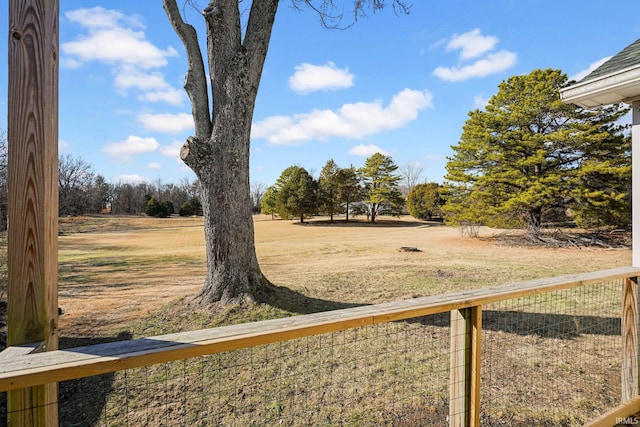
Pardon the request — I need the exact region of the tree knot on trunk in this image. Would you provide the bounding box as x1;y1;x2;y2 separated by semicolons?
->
180;136;211;173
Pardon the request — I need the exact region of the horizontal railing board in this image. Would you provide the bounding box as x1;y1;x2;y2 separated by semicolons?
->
583;394;640;427
1;266;638;392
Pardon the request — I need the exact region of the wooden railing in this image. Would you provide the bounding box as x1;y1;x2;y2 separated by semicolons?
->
2;266;640;426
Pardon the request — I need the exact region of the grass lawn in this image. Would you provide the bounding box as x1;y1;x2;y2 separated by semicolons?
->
1;214;632;426
54;214;631;341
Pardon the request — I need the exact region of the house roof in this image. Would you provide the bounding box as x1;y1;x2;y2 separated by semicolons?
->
560;38;640;108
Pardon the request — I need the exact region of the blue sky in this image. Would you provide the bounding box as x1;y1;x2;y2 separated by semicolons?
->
2;1;639;187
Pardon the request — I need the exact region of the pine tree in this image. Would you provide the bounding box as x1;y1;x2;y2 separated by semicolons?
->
275;166;318;223
335;166;362;222
407;183;443;220
359;153;405;223
444;69;630;234
318;159;341;222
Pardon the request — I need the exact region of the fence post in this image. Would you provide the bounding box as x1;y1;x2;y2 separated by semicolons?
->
622;277;640;402
450;306;482;427
7;0;59;425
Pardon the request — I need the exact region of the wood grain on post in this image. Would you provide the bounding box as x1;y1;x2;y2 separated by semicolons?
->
449;306;482;427
622;277;640;403
7;0;59;425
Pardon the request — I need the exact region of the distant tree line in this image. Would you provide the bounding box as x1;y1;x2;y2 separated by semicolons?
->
261;153;429;223
0;67;630;234
0;132;205;229
56;154;204;219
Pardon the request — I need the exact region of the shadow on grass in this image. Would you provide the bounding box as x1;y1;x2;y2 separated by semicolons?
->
57;332;132;427
291;218;443;228
257;282;620;339
412;310;620;339
0;332;131;427
257;283;365;315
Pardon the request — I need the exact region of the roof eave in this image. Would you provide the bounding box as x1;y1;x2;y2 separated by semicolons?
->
560;65;640;108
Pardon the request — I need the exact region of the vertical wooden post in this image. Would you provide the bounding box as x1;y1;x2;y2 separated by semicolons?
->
623;86;640;407
633;101;640;267
622;277;640;403
450;306;482;427
7;0;59;426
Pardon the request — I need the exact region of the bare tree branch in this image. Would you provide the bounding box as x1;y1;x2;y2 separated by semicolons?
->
291;0;411;29
244;0;279;96
163;0;211;140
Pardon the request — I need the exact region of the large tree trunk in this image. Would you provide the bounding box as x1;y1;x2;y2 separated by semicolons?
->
194;130;264;305
165;0;278;305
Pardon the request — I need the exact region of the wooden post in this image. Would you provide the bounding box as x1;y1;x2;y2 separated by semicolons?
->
7;0;59;425
450;306;482;427
622;277;640;403
633;101;640;267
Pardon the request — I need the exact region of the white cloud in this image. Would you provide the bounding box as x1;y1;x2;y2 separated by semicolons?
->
61;7;182;106
473;94;489;109
65;7;144;31
434;29;516;82
433;50;517;82
114;66;185;105
60;58;82;69
349;144;389;157
252;88;433;145
102;135;159;162
446;28;498;60
139;88;185;105
289;62;355;94
570;56;612;82
159;140;184;158
59;139;70;154
147;162;162;170
138;112;194;134
62;7;176;69
116;174;150;184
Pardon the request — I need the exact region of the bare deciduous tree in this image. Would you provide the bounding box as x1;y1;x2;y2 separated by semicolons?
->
250;182;266;213
400;162;423;196
58;154;95;216
163;0;410;305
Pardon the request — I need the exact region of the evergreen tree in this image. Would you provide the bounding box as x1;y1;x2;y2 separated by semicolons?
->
275;166;318;223
335;166;363;222
444;68;630;233
260;186;278;219
318;159;341;222
407;183;443;220
359;153;404;223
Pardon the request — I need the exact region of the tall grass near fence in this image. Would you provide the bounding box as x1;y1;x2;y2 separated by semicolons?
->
1;267;638;426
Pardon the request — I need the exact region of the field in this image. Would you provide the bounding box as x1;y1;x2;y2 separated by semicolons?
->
54;214;631;341
1;215;634;425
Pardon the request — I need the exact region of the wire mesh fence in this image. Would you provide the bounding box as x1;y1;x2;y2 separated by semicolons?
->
481;279;622;425
53;319;451;426
0;275;633;426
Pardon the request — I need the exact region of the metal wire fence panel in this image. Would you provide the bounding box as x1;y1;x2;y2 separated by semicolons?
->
481;280;622;426
1;273;636;426
47;318;450;426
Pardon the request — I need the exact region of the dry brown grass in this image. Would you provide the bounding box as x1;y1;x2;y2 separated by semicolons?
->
55;214;631;341
1;215;632;425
